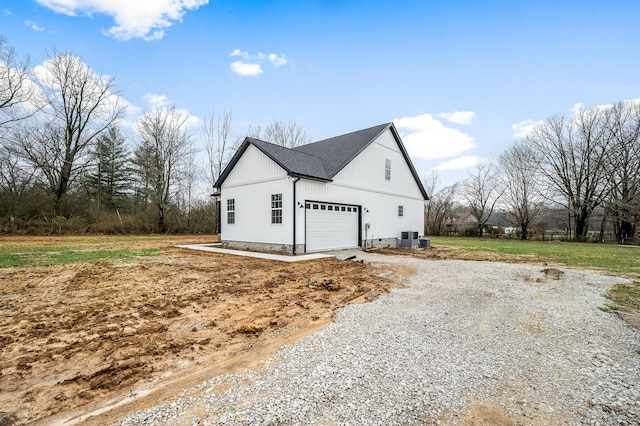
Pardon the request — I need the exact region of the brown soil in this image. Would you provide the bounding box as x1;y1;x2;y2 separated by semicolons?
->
373;245;543;264
0;236;393;425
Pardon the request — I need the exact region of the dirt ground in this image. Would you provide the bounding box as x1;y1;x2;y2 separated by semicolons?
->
0;236;396;425
375;245;542;264
1;238;635;426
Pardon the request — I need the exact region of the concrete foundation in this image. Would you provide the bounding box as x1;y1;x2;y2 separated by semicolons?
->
363;237;397;250
222;240;305;256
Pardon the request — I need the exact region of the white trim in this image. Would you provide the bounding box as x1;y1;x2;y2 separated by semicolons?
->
331;181;424;201
224;175;287;189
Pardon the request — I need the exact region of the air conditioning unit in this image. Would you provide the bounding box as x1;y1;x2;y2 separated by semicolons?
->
399;231;419;248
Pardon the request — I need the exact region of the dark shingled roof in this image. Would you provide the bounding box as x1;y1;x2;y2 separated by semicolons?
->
214;123;428;199
293;123;390;177
248;138;331;180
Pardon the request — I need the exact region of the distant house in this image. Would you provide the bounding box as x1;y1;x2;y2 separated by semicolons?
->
504;227;517;235
445;212;478;234
214;123;428;254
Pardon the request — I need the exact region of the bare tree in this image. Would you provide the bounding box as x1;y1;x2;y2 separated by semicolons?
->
263;118;310;148
202;110;239;235
462;162;502;237
499;140;545;239
0;141;36;198
12;51;123;215
526;106;613;241
604;101;640;242
423;170;457;235
0;36;37;129
245;124;262;139
202;110;240;190
135;107;194;233
175;148;200;231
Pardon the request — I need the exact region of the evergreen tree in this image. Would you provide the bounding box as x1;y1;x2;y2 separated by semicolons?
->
86;126;134;210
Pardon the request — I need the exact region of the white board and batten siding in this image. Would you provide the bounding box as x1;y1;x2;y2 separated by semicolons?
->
220;127;426;254
295;128;425;249
221;145;293;245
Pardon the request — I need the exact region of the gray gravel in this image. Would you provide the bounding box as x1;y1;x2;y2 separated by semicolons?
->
113;253;640;425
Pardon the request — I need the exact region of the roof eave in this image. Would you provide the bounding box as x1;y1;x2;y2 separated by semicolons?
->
389;123;429;200
213;138;252;190
288;172;332;182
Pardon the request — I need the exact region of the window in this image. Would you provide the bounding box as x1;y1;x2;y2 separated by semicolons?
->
320;204;326;210
398;205;404;217
385;159;391;180
227;199;235;224
328;205;333;211
271;194;282;224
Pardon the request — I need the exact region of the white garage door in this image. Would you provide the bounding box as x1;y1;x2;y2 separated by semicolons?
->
306;202;359;252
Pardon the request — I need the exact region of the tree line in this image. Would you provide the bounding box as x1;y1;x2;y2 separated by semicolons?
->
425;100;640;243
3;37;638;241
0;37;309;234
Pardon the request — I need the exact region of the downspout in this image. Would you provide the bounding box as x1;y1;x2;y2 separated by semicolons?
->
292;177;301;255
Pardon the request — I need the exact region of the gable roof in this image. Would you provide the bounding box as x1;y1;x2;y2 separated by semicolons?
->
293;123;390;177
215;122;428;200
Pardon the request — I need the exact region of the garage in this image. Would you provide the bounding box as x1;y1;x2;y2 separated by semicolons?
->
305;201;360;252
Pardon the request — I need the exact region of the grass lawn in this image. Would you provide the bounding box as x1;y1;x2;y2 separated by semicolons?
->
0;235;210;268
429;236;640;277
0;245;160;268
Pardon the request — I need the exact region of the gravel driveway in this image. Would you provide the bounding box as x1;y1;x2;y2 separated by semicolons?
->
114;253;640;425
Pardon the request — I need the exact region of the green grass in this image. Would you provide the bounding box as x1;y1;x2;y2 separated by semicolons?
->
0;245;160;268
607;281;640;311
429;236;640;276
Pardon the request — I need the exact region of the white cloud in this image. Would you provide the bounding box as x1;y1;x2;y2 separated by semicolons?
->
437;111;475;125
511;119;537;139
571;102;586;116
268;53;288;67
34;0;209;41
124;94;201;130
25;20;45;31
28;56;135;126
434;155;485;171
394;113;475;160
4;9;12;15
182;108;202;128
119;98;143;129
229;49;249;60
230;61;263;77
229;49;290;76
144;92;170;108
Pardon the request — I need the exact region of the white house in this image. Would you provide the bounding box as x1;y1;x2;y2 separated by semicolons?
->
214;123;428;254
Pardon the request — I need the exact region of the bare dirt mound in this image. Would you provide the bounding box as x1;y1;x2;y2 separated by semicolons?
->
0;242;392;425
376;246;541;264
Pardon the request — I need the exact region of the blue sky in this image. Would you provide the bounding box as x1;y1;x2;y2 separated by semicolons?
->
2;0;639;188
